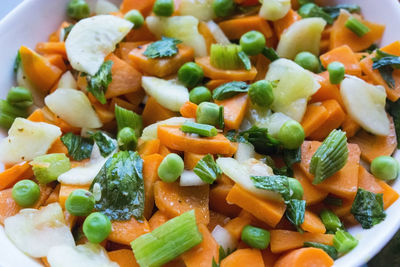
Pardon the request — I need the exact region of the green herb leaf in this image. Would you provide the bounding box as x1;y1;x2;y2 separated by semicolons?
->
212;258;219;267
350;188;386;229
219;246;235;262
237;51;251;71
86;60;113;104
372;50;400;88
90;151;145;221
283;148;301;168
388;99;400;149
194;154;222;184
213;81;249;100
298;3;334;24
304;242;338;260
286;199;306;230
90;131;116;157
251;175;291;201
143;37;182;59
61;133;94;161
322;4;360;20
324;195;343;207
261;47;279;62
372;56;400;69
115;104;143;137
237;126;281;155
63;24;74;41
13;51;21;74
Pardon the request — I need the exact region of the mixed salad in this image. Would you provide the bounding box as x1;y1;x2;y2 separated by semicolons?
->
0;0;399;266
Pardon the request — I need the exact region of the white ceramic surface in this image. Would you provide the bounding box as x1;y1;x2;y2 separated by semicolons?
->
0;0;399;266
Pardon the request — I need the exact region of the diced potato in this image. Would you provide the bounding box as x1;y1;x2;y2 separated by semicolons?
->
179;0;215;21
94;0;119;15
57;71;77;89
259;0;291;21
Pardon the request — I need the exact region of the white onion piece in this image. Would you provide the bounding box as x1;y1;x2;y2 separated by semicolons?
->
234;143;255;163
180;170;207;186
206;20;231;45
211;225;236;251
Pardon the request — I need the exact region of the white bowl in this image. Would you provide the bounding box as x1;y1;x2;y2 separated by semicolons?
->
0;0;399;266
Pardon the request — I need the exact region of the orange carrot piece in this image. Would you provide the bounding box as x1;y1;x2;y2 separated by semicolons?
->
274;247;334;267
184;152;206;170
19;46;62;92
358;165;383;194
142;154;163;219
320;45;361;76
308;99;346;140
349;118;397;163
110;97;138;113
215;93;249;130
0;162;33;191
219;16;273;40
45;184;61;205
378;180;400;210
27;109;50;123
137;139;161;156
310;72;344;108
0;189;21;224
149;210;169;230
129;44;194;77
299;141;360;199
273;9;301;38
47;137;69;155
195;57;257;81
124;89;146;107
205;80;230;90
157;125;237;155
59;184;90;208
262;248;280;267
181;224;219;267
154;181;210;224
270;229;334;253
142;97;177;126
293;165;328;205
254;54;271;82
301;104;329;137
33;184;53;209
210;184;242;218
108;217;151;245
115;41;148;65
180;101;198;119
120;0;155;15
158;144;173;157
198;21;216;54
226;185;286;228
220;248;264;267
45;54;67;73
330;11;385;52
208;211;229;233
124;23;157;42
36;42;67;59
341;115;361;138
92;102;115;124
217;174;235;186
224;216;252;241
108;249;139;267
301;210;326;234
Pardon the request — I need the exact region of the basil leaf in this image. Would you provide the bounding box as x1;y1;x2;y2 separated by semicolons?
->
61;133;94;161
143;37;182;59
286;199;306;230
322;4;361;20
213;81;249;100
86;60;113;104
373;57;400;70
350;188;386;229
115;104;143;137
388;99;400;149
251;175;291;201
90;131;116;157
194;154;222;184
304;242;338;260
372;50;400;88
237;126;280;155
90;151;145;221
237;51;251;71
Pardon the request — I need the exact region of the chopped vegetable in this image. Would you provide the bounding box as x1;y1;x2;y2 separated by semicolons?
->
294;51;320;73
212;0;235;17
85;60;113;104
117;127;138;151
65;189;95;216
327;61;345;84
11;180;40;208
240;31;266;56
157;153;184;183
303;242;338;260
196;102;221;127
6;87;33;109
30;153;71;184
181;121;218;137
298;3;333;24
345;16;371;37
153;0;174;17
83;212;112;243
213;81;249;100
319;209;342;232
210;44;244;70
371;156;399;181
322;4;360;20
143;37;182;59
61;133;93;161
241;225;270;249
278;120;305;149
67;0;90;20
248;80;274;107
124;9;144;29
259;0;291;21
333;229;358;254
193;154;222;184
179;0;215;21
189;86;212;104
178;62;204;88
115;104;143;137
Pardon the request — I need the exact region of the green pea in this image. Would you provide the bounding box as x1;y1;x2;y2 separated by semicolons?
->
12;180;40;208
241;225;270;249
212;0;235;17
67;0;90;20
278;120;305;149
6;87;33;109
248;80;274;107
294;51;320;73
288;178;304;200
178;62;204;88
158;153;184;183
189;86;212;105
83;212;112;243
153;0;174;17
65;189;95;216
196;102;220;127
124;10;144;29
117;127;138;151
240;31;266;56
371;156;399;181
327;61;345;84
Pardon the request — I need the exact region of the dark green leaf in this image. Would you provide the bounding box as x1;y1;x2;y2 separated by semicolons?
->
90;151;145;221
304;242;338;260
286;199;306;230
115;105;143;137
237;126;280;155
350;188;386;229
212;258;219;267
261;47;279;62
219;246;235;262
388;99;400;149
363;44;379;54
373;57;400;70
251;175;291;201
322;4;361;20
372;50;400;88
324;195;343;207
86;60;113;104
90;131;116;157
194;154;222;184
61;133;94;161
237;51;251;71
13;51;21;74
63;24;74;41
283;148;301;168
213;81;249;100
378;66;396;88
143;37;182;59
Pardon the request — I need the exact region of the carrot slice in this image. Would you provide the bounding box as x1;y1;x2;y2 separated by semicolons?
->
226;185;286;228
0;162;33;191
310;71;344;108
198;21;216;54
154;181;210;224
157;125;237;155
262;248;280;267
142;97;177;126
220;248;264;267
115;41;147;65
273;9;301;38
120;0;155;15
274;247;334;267
124;23;157;42
45;54;67;73
36;42;67;59
108;249;139;267
293;165;328;205
180;101;198;119
320;45;361;76
299;141;360;199
301;210;326;234
218;16;274;40
205;80;230;90
349;118;397;163
184;152;206;170
358;165;383;194
270;229;334;253
195;57;257;81
0;189;21;225
378;180;400;209
148;210;169;230
142;154;163;219
47;137;69;155
301;104;329;137
45;184;61;205
181;224;219;267
210;184;242;218
137;139;161;156
215;93;249;130
341;115;361;139
108;217;151;245
224;216;252;241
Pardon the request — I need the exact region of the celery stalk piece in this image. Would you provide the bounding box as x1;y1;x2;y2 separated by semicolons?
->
31;153;71;184
131;210;202;267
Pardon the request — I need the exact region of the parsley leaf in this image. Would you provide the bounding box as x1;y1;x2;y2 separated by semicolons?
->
237;51;251;71
388;99;400;148
251;175;291;201
304;242;338;260
61;133;94;161
322;4;361;20
372;50;400;88
143;37;182;59
90;131;117;157
194;154;222;184
86;60;113;104
90;151;145;221
286;199;306;231
350;188;386;229
213;81;249;100
238;126;281;155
